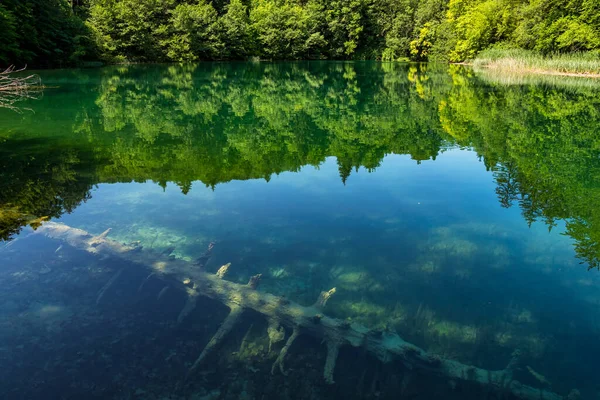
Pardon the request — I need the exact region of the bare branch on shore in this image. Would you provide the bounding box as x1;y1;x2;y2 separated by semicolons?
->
0;65;43;112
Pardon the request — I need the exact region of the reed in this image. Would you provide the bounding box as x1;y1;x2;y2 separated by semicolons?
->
472;48;600;77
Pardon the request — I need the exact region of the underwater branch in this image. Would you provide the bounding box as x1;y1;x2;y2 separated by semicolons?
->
34;222;573;400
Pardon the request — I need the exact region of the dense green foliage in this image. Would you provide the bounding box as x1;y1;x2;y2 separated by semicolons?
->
2;0;600;66
1;63;600;269
0;0;93;67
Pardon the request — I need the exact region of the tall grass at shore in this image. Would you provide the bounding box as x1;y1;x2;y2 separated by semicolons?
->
472;48;600;76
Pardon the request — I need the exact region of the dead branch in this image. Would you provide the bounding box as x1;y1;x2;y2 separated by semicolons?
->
96;268;123;305
271;326;300;375
0;65;43;112
186;305;244;379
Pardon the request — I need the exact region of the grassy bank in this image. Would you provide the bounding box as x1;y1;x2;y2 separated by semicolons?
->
472;49;600;77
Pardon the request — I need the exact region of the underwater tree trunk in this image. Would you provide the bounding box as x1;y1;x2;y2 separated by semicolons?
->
34;222;571;400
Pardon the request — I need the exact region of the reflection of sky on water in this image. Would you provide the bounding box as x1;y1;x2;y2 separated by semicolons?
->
56;149;600;331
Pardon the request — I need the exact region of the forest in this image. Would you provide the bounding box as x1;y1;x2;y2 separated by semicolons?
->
1;0;600;67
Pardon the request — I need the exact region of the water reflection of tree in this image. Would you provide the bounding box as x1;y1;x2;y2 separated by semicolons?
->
435;66;600;269
0;142;94;241
87;63;444;187
2;62;600;270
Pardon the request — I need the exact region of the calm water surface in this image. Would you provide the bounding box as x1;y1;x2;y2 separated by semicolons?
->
1;62;599;399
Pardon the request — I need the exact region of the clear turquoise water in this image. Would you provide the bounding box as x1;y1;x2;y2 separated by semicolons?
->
1;62;599;399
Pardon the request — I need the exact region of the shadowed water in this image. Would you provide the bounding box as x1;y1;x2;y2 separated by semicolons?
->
1;62;599;399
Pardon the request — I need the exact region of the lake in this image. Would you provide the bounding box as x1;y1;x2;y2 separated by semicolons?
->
1;62;599;400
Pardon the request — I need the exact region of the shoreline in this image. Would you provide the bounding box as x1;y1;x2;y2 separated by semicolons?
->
455;62;600;78
465;50;600;79
479;65;600;78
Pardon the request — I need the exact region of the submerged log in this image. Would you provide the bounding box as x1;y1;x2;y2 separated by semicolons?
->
35;222;567;400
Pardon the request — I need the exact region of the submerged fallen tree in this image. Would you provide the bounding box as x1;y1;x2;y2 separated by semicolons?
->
0;65;42;111
34;222;575;400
